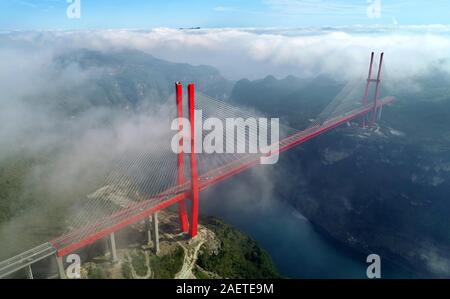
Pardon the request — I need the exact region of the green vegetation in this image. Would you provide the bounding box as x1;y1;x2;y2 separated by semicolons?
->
148;245;184;279
198;217;281;279
121;261;133;279
130;250;148;277
0;155;41;223
84;263;108;279
193;266;212;279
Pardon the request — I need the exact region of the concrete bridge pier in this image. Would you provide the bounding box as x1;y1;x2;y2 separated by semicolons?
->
109;232;118;263
145;216;152;245
25;265;33;279
152;212;160;254
55;255;66;279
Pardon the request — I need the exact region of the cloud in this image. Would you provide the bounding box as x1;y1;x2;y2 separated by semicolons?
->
14;1;38;9
0;41;178;257
213;6;236;12
263;0;366;16
3;26;450;84
263;0;409;17
1;26;450;202
420;246;450;277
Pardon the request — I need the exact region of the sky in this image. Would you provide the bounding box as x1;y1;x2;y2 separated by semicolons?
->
1;0;450;30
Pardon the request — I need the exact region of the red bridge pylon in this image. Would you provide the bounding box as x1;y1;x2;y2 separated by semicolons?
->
361;52;384;128
188;84;200;238
175;83;199;238
175;82;189;233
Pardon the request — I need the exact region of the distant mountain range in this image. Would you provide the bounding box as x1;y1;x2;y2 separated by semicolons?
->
230;74;344;128
43;49;234;115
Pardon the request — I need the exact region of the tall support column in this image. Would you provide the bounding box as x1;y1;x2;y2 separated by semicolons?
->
109;232;118;263
188;83;199;238
56;255;66;279
152;213;160;254
145;216;152;245
370;52;384;127
361;52;375;128
25;265;34;279
176;82;189;233
378;105;383;121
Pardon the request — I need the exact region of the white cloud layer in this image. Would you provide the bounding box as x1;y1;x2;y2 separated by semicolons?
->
2;26;450;82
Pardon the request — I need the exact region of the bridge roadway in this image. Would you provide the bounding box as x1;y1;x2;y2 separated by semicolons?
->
0;96;394;278
0;243;56;278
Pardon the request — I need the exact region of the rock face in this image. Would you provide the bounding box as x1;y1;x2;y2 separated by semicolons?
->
276;125;450;277
80;211;280;279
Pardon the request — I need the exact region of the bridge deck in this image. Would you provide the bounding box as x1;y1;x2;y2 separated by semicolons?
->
0;243;56;278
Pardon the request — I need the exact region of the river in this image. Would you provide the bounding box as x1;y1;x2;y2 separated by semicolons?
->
200;178;416;279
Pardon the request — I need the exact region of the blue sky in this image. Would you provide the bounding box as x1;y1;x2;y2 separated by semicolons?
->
1;0;450;30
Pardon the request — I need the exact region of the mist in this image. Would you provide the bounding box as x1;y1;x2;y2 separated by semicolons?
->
0;41;179;258
0;27;449;276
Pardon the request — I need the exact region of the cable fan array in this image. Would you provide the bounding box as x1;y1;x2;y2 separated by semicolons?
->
51;81;367;251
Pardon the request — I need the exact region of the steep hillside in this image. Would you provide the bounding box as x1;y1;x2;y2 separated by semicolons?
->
229;74;450;277
30;49;234;116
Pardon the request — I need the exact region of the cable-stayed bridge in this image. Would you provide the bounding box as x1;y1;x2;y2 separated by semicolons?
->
0;52;394;279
